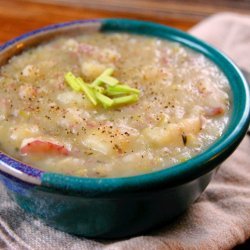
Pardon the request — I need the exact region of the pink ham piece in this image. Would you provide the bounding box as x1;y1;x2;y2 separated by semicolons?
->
20;139;69;156
205;107;225;117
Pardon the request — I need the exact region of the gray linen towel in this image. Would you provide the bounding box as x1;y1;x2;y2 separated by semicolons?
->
0;12;250;250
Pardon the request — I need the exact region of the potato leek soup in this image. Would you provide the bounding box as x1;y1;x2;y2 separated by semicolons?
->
0;33;230;177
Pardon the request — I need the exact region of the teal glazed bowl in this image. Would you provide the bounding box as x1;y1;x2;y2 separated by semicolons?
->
0;19;249;238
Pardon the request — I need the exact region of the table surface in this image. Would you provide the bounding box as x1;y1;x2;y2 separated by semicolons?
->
0;0;249;249
1;0;250;44
0;0;195;45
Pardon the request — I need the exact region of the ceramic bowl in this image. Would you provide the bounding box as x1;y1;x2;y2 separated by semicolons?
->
0;19;249;238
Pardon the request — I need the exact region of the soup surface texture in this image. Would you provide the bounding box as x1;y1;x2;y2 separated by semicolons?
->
0;33;230;177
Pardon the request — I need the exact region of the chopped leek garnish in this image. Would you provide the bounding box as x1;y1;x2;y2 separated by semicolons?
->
64;68;140;108
19;110;30;119
98;75;119;86
92;68;114;86
93;86;105;93
64;72;81;92
95;92;114;108
113;94;139;105
107;84;140;94
76;77;97;106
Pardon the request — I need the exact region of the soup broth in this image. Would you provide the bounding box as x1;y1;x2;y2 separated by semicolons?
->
0;33;230;177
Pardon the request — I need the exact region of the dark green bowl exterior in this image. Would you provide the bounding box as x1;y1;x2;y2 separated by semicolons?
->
2;169;214;238
0;19;250;238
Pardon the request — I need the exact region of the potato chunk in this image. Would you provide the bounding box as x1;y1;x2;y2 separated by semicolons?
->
179;117;201;134
143;117;201;148
81;61;107;80
143;124;182;147
83;134;112;155
82;125;136;155
57;91;84;106
0;98;10;121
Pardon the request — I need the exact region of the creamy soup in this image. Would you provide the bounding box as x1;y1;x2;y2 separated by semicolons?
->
0;33;230;177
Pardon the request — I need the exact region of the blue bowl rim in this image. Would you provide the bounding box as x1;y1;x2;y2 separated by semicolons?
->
0;18;249;193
